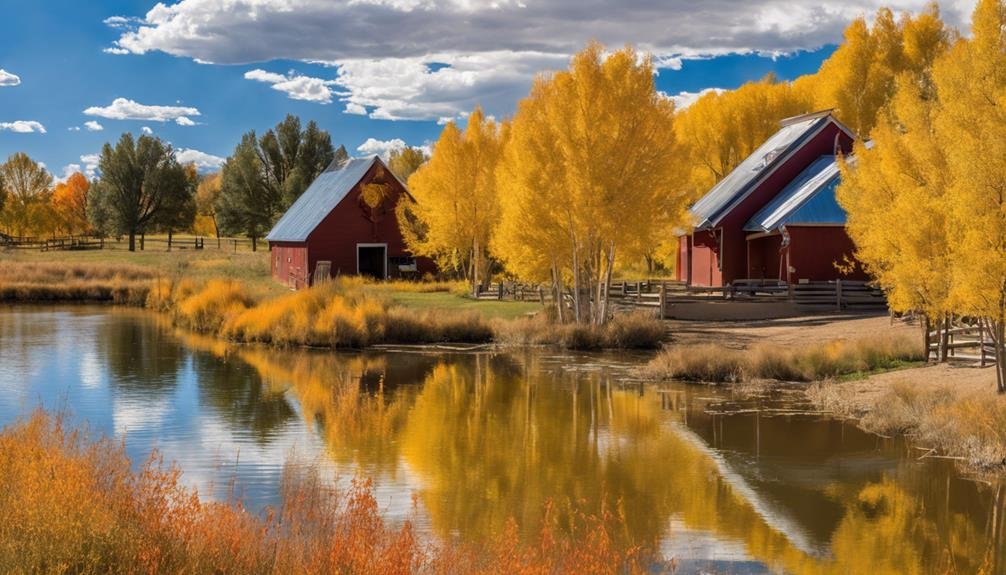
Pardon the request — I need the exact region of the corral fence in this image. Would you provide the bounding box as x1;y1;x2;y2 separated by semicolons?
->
474;277;888;318
0;233;261;253
926;318;997;366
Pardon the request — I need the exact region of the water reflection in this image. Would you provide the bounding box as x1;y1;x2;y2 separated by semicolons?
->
0;306;1003;573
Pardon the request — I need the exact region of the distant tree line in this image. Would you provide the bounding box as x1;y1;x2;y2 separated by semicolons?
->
0;113;429;251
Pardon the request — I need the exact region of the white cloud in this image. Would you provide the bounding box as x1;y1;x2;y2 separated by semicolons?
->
101;0;977;122
68;126;81;132
244;69;336;104
356;137;406;159
141;126;153;134
84;120;104;131
175;148;225;172
665;88;726;110
356;137;430;159
80;154;100;178
84;97;200;125
0;120;46;133
0;69;20;87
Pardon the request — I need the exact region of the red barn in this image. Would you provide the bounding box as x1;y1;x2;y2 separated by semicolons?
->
676;110;867;287
266;156;433;288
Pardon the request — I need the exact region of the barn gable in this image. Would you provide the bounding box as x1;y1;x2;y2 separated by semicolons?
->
266;156;398;243
689;110;853;230
743;155;845;233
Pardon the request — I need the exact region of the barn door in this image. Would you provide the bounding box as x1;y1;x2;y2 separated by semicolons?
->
357;244;387;280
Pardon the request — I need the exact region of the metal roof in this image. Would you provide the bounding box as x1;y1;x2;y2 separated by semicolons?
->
265;156;379;242
689;112;836;230
743;155;846;232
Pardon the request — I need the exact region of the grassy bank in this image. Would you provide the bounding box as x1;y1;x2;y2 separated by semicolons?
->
643;333;925;383
0;409;646;574
809;369;1006;472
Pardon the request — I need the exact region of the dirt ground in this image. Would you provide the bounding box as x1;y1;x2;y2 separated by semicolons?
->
667;311;919;349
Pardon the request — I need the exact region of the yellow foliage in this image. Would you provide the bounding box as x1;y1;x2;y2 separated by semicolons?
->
494;43;686;326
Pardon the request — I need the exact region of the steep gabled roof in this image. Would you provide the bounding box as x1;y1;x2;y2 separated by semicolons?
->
266;155;387;242
744;155;846;233
689;111;849;230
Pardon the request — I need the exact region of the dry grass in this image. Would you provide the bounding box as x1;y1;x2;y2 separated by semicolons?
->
810;379;1006;471
644;333;925;383
0;409;648;574
493;312;666;350
0;261;155;305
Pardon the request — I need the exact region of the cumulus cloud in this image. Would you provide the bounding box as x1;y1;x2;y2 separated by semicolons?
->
141;126;153;134
79;154;100;178
0;120;46;133
665;88;726;110
356;137;431;159
84;97;200;125
244;69;336;104
84;120;104;131
0;69;20;87
101;0;976;122
356;137;406;159
175;148;225;172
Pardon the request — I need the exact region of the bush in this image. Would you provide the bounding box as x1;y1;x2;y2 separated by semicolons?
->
0;410;647;574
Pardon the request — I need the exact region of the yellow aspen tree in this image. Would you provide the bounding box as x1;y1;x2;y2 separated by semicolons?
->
50;172;91;236
933;0;1006;391
494;43;685;324
400;108;504;291
675;77;813;201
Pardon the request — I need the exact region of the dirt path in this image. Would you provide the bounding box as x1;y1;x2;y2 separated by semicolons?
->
667;312;917;350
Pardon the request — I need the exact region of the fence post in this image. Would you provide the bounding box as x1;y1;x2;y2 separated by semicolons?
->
836;279;842;312
659;282;667;320
981;322;987;367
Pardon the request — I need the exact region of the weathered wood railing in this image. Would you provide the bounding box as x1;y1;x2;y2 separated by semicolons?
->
926;320;996;366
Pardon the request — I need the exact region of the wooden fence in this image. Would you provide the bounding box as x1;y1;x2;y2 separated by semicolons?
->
0;234;104;251
474;278;887;319
927;320;996;366
1;233;261;253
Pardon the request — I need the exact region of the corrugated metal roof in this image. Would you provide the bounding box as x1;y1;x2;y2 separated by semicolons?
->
689;113;834;230
743;155;846;232
266;156;378;242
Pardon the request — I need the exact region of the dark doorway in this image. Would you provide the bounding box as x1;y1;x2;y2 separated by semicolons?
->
357;245;386;279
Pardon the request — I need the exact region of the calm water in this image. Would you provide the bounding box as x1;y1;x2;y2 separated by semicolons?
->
1;306;1003;574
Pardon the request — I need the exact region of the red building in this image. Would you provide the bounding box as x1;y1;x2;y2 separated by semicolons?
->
266;156;433;288
676;110;867;287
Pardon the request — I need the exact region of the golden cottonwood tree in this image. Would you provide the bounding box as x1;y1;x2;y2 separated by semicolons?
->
0;153;54;238
675;76;812;201
494;43;685;324
400;108;504;289
50;172;91;236
932;0;1006;390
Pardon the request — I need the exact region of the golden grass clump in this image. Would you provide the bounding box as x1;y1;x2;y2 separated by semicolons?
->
0;261;155;305
645;333;924;383
0;409;648;574
175;279;253;332
494;312;666;350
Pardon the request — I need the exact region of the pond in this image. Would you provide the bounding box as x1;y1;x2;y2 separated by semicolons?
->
0;306;1002;573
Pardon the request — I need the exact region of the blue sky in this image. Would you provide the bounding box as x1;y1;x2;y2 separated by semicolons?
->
0;0;974;179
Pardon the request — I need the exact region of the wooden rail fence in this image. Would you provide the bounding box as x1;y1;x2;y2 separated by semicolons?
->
926;320;996;366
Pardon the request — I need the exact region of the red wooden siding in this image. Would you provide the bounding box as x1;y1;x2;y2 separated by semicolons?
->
680;119;856;287
269;160;433;286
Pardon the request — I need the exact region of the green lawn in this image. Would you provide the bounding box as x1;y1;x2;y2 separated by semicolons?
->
383;291;543;320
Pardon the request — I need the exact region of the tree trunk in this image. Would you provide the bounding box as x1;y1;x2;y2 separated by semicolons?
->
571;239;582;324
998;291;1006;394
251;236;257;252
128;231;136;252
596;241;616;325
140;233;145;251
552;262;565;323
167;229;173;252
939;314;950;363
922;314;931;362
472;237;480;297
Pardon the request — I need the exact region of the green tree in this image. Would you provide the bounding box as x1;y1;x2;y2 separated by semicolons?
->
217;133;277;251
94;133;193;251
257;114;339;208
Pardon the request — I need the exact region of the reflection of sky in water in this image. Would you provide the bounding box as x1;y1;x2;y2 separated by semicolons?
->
0;306;1001;574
